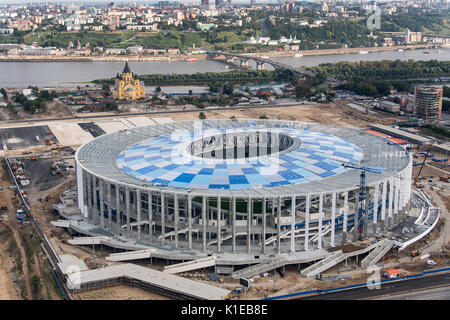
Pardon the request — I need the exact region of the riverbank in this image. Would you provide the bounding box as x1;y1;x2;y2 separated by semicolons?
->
0;55;175;62
0;54;209;62
0;44;435;62
254;44;431;58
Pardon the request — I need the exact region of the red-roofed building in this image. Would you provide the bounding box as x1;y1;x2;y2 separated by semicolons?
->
366;130;411;147
383;269;401;279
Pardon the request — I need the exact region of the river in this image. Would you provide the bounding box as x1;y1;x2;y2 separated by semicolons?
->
0;59;230;88
0;47;449;88
273;47;450;67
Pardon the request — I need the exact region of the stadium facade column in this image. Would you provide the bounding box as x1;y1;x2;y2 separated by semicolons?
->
183;197;188;241
115;184;120;235
331;192;336;247
87;174;92;221
202;195;206;252
125;187;130;237
174;193;179;248
107;182;112;232
406;161;412;214
393;177;400;225
388;177;394;228
290;195;296;253
398;176;403;221
99;180;105;228
395;176;402;223
206;199;210;241
373;184;379;235
277;196;281;255
343;191;348;243
318;193;323;249
404;161;412;212
136;188;142;240
161;192;165;246
353;191;359;239
363;187;369;238
262;196;266;254
92;175;97;224
82;170;88;218
76;163;85;217
399;171;405;212
148;191;153;237
399;169;407;220
247;196;252;254
188;194;192;250
381;180;387;231
217;195;221;253
304;194;310;251
232;196;236;253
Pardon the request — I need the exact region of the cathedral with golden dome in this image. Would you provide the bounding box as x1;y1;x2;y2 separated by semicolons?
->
112;62;145;100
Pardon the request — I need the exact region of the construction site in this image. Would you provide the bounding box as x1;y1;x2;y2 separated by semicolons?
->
0;104;448;300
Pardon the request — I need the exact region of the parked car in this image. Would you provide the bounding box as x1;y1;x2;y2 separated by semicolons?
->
427;260;436;266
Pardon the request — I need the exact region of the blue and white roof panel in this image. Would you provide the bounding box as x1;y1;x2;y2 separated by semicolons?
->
116;126;362;190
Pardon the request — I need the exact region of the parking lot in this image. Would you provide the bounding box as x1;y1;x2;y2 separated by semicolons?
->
22;158;68;193
78;122;106;138
0;125;52;150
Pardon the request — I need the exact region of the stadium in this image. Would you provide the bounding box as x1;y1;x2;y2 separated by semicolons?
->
74;119;412;262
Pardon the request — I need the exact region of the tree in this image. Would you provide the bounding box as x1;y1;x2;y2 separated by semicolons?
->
30;86;39;97
14;93;27;104
38;90;53;101
295;84;313;98
208;82;219;93
34;98;47;113
222;82;233;95
443;86;450;98
0;88;7;100
104;101;118;111
23;100;36;113
199;112;206;120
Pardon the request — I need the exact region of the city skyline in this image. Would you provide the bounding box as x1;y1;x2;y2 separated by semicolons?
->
0;0;409;4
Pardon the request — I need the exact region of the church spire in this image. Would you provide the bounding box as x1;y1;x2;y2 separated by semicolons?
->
123;61;131;74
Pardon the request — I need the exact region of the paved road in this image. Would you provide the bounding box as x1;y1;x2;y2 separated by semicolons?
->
376;286;450;300
296;272;450;300
0;102;308;125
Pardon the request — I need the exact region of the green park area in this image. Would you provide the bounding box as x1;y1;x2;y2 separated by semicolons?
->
0;29;251;51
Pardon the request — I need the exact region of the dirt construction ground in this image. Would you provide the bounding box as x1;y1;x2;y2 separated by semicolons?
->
163;103;400;128
73;285;170;300
0;223;20;300
0;103;446;300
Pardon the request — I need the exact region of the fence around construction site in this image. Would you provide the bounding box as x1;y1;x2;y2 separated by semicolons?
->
265;267;450;300
4;155;71;300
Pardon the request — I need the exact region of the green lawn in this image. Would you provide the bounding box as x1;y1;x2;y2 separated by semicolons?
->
1;29;252;50
29;31;139;48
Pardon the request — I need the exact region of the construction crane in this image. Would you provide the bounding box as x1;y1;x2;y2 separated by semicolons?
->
342;163;387;240
413;144;433;187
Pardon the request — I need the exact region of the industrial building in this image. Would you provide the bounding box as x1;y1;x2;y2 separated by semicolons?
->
378;100;401;114
74;119;412;265
414;85;443;120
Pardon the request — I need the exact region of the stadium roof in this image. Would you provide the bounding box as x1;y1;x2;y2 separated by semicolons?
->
76;119;411;197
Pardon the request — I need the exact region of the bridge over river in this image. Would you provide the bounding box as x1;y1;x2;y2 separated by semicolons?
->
206;50;315;77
